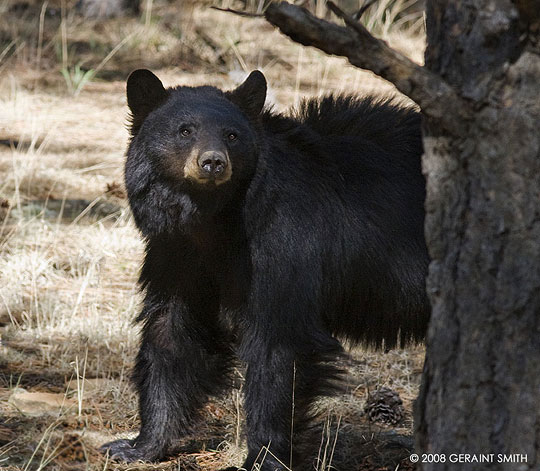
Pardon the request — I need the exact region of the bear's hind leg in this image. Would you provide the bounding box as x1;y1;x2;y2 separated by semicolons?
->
239;332;343;471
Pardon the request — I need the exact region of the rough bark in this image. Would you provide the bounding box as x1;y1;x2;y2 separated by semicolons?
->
265;1;540;469
417;1;540;469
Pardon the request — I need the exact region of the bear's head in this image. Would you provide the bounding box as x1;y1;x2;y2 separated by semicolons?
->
124;69;267;236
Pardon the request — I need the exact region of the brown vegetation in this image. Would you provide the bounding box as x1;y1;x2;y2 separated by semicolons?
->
0;1;426;469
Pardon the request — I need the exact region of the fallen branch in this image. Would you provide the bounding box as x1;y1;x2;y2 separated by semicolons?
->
264;1;471;133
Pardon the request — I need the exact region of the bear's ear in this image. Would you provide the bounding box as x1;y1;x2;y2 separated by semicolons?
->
227;70;267;120
127;69;168;135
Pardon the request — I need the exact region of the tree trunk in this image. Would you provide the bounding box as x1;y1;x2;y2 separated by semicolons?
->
263;1;540;469
416;2;540;469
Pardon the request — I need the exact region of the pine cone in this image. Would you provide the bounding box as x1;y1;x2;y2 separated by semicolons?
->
364;387;404;425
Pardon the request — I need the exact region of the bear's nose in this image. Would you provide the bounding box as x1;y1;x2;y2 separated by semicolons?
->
198;151;228;176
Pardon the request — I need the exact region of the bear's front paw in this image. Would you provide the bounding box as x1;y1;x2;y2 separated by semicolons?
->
100;438;160;462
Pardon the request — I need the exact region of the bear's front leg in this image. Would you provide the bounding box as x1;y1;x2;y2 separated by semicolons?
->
101;292;234;462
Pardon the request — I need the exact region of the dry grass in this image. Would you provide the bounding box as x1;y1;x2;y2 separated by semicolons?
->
0;1;426;470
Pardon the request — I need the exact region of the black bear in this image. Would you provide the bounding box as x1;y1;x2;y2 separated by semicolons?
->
100;69;429;470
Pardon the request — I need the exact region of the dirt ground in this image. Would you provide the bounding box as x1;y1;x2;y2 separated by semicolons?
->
0;1;426;470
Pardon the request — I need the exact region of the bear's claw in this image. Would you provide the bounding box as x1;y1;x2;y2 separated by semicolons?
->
100;438;158;462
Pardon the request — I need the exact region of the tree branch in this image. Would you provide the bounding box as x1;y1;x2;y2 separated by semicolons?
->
353;0;377;21
210;6;264;17
264;1;471;133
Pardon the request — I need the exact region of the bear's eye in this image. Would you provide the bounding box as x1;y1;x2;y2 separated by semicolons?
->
228;132;237;141
180;128;191;137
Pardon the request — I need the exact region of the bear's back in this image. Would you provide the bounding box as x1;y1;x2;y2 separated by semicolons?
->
252;96;427;348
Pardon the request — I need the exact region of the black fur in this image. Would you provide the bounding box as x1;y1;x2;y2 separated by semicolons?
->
100;70;430;470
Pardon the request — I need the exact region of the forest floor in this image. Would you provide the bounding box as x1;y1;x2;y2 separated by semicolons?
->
0;1;426;470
